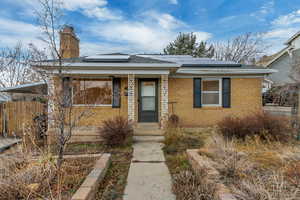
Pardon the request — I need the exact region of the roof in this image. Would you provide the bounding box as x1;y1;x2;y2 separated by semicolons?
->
0;82;48;94
285;31;300;45
138;55;241;67
265;47;289;67
32;54;275;75
40;54;173;64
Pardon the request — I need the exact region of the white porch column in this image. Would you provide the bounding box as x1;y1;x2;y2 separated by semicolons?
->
47;75;55;128
161;74;169;127
128;74;135;122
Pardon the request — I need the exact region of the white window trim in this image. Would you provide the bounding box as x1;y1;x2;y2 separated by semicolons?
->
201;78;222;107
72;78;113;106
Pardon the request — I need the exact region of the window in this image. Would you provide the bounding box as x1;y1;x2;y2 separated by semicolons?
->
72;79;112;105
202;79;222;106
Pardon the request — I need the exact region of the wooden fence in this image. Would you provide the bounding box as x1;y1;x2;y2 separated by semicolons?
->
0;101;46;137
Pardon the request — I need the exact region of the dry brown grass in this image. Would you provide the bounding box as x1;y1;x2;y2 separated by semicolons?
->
201;134;300;199
172;169;220;200
0;147;97;200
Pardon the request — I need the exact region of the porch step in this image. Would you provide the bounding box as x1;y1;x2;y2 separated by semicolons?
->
135;123;160;129
133;136;165;143
134;123;164;136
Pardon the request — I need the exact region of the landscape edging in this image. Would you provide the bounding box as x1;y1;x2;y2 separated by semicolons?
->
186;149;237;200
71;153;111;200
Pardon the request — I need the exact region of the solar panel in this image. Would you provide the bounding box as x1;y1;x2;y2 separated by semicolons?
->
83;55;130;62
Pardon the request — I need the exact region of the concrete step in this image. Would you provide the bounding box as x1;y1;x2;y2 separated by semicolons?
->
133;136;165;143
135;123;160;130
134;129;164;136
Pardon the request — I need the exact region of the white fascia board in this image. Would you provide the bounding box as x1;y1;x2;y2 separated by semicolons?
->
35;62;180;68
176;68;277;75
265;48;289;67
50;69;170;75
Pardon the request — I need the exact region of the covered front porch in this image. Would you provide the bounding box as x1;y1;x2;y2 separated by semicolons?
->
127;74;169;128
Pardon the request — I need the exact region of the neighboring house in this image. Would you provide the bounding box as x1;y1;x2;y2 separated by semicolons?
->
0;93;10;103
265;31;300;85
262;78;273;93
0;82;47;101
32;26;275;141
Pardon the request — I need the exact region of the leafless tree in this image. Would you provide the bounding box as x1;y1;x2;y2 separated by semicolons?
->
0;42;43;88
34;0;92;198
213;32;268;64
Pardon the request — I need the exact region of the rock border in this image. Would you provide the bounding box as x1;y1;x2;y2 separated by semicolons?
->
186;149;237;200
71;153;111;200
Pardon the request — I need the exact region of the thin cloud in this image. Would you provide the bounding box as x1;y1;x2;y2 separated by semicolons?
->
272;9;300;26
169;0;178;5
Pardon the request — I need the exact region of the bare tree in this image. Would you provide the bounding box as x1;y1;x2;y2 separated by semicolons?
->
213;32;268;64
33;0;91;198
0;42;42;88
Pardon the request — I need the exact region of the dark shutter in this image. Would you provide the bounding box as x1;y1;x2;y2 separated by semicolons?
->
112;78;121;108
222;78;231;108
193;78;202;108
62;77;72;107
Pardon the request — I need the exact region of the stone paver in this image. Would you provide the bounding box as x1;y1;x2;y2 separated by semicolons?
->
123;136;175;200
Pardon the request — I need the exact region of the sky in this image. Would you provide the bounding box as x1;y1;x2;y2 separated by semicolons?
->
0;0;300;56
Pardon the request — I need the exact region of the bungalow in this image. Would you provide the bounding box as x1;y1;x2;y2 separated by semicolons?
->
32;26;275;141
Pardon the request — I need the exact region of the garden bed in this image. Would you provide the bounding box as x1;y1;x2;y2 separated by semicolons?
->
59;142;133;200
191;135;300;200
0;153;99;199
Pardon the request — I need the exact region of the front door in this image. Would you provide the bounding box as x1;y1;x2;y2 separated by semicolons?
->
138;79;158;122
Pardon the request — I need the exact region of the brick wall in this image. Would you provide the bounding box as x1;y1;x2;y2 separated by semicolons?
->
168;77;263;127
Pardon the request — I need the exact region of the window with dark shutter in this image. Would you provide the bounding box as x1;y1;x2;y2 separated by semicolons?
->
194;78;202;108
112;78;121;108
222;78;231;108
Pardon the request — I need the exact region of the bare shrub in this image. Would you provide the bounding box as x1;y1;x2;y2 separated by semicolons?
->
233;171;300;200
207;136;254;184
99;116;133;147
0;153;56;200
168;114;180;128
172;170;220;200
284;161;300;188
218;112;293;142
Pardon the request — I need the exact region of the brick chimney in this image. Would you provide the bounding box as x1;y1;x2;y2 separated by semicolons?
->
60;26;79;59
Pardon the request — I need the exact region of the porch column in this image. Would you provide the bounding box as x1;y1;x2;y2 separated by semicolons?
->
160;74;169;127
47;75;55;128
128;74;135;122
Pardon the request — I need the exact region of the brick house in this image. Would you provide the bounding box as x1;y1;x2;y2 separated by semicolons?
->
33;26;276;141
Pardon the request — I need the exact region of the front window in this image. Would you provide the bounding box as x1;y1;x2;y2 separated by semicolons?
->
202;79;222;106
72;79;112;105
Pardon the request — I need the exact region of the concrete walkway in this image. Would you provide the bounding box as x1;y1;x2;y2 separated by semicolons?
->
123;136;176;200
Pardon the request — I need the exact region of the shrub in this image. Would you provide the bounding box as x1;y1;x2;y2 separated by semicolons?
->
99;116;133;147
168;114;180;128
172;170;220;200
218;112;293;142
284;161;300;188
233;171;299;200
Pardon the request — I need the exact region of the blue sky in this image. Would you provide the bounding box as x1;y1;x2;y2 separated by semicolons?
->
1;0;300;55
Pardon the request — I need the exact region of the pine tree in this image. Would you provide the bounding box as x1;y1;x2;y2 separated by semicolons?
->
163;32;214;58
